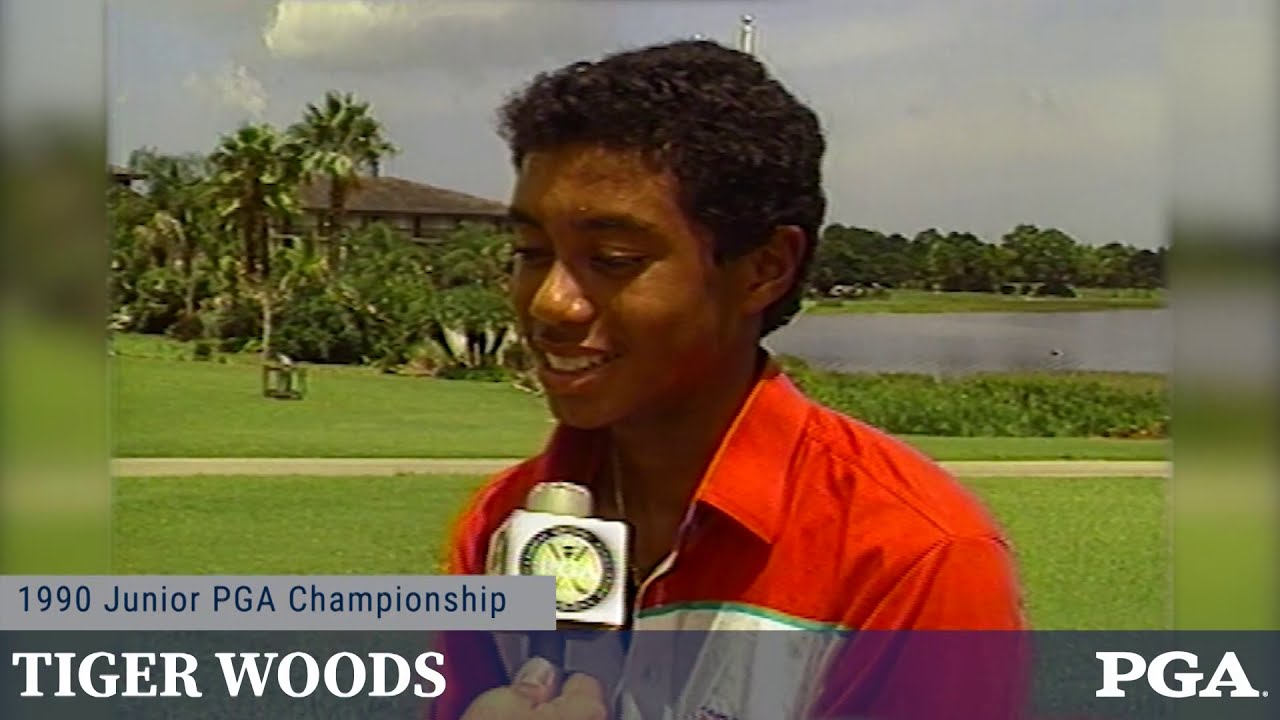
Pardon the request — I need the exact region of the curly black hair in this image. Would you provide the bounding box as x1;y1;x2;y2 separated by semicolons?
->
497;39;827;337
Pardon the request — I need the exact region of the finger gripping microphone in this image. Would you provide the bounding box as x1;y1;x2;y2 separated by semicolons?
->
486;482;630;666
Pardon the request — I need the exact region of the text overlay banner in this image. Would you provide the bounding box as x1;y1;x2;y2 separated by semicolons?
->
0;576;554;631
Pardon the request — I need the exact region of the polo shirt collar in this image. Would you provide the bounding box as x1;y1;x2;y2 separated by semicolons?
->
535;352;811;544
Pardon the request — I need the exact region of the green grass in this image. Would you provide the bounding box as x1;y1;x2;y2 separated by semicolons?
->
111;475;482;575
111;474;1170;630
969;476;1170;630
112;355;554;458
111;336;1168;461
804;288;1166;314
111;331;234;363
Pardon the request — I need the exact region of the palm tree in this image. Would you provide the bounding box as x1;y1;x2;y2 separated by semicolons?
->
208;124;305;281
126;149;219;319
208;123;306;359
289;91;397;269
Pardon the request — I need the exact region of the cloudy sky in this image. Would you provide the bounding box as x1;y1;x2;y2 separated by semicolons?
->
101;0;1180;248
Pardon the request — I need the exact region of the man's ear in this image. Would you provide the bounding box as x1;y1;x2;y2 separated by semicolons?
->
740;226;806;316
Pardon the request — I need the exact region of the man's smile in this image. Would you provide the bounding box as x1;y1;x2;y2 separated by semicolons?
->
543;353;614;373
533;346;622;394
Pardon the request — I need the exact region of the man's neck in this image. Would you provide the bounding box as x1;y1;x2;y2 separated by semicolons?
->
606;345;765;521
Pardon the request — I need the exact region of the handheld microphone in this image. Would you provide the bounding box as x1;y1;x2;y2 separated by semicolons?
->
486;482;631;667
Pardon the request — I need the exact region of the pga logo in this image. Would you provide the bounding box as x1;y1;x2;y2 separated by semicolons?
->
1096;651;1268;698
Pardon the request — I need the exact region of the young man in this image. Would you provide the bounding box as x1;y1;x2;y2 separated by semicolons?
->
437;40;1026;720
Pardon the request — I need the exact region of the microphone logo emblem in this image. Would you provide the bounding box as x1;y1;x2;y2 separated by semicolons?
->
518;524;617;612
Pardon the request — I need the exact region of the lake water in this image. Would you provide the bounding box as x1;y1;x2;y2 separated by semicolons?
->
763;309;1171;375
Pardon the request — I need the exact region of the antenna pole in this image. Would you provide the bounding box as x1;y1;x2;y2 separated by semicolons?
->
737;14;757;55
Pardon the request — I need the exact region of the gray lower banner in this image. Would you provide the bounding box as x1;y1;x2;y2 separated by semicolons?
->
0;577;554;631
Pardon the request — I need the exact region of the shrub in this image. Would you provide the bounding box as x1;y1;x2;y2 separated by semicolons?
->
1035;281;1078;298
435;364;513;383
399;342;453;376
271;282;369;364
777;356;1168;438
124;266;185;333
202;294;260;349
167;312;204;342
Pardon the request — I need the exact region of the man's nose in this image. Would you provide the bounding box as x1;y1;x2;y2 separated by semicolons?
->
529;261;595;326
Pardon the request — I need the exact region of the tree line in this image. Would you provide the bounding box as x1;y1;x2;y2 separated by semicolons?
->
110;90;516;375
811;225;1165;297
109;90;1167;373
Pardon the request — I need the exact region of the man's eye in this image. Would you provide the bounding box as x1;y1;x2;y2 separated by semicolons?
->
591;255;646;272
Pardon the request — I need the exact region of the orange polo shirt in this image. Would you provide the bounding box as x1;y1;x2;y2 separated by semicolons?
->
432;356;1027;718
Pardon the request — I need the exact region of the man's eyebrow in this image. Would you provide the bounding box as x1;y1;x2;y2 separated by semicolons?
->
508;207;661;237
570;213;661;236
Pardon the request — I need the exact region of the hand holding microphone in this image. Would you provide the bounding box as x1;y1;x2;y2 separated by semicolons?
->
461;482;630;719
459;657;608;720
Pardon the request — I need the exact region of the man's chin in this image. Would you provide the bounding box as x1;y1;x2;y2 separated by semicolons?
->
545;396;619;431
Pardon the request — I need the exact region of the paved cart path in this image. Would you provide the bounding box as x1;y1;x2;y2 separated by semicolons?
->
111;458;1170;479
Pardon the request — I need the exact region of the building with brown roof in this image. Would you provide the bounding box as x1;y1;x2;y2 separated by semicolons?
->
287;175;510;242
109;164;146;190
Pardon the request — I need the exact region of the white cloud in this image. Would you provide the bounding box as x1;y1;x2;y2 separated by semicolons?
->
258;0;621;74
182;63;269;119
263;0;512;60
